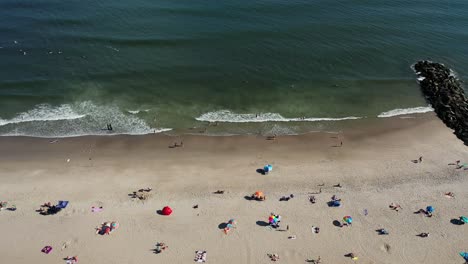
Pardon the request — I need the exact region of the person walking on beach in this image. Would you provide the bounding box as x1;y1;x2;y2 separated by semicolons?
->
419;156;423;163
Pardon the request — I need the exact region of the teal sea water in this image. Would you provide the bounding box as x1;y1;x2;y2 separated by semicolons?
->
1;0;467;137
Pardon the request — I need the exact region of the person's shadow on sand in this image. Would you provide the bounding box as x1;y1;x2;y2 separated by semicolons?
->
450;218;465;225
256;221;269;227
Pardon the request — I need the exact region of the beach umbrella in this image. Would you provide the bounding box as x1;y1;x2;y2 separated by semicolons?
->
460;252;468;261
111;222;119;230
460;216;468;224
269;215;277;224
161;206;173;216
426;206;434;213
343;216;353;224
267;164;273;171
254;191;264;197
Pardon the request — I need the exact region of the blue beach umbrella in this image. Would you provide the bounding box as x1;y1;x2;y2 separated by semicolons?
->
459;252;468;261
426;206;434;213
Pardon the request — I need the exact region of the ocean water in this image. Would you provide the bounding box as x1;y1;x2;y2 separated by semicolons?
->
0;0;467;137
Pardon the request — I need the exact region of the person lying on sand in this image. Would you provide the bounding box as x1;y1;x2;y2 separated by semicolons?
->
389;203;402;211
331;195;341;201
345;253;358;260
306;256;321;263
214;190;225;194
445;192;455;198
377;228;389;235
138;187;152;192
268;253;280;261
309;196;316;204
414;209;432;217
312;226;320;233
418;232;430;238
333;183;342;188
65;256;78;264
155;242;168;253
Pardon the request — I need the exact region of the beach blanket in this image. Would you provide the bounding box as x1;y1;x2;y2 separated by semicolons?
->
194;251;207;262
41;246;52;254
57;201;69;209
91;206;103;213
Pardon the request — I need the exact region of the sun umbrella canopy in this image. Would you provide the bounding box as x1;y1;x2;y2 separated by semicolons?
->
426;206;434;213
460;216;468;223
343;216;353;224
162;206;173;216
254;191;264;197
460;252;468;260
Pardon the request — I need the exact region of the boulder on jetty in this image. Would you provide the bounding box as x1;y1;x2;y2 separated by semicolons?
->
414;60;468;145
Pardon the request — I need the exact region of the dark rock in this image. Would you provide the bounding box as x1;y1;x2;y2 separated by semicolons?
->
413;61;468;145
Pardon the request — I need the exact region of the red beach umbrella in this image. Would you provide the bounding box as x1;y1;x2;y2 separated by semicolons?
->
162;206;173;216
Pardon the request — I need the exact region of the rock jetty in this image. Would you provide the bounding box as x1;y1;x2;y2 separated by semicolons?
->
414;60;468;145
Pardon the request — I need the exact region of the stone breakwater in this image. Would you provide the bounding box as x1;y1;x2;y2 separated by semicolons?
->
414;61;468;145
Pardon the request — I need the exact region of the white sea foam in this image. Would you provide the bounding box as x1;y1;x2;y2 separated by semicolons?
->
0;104;86;126
127;109;150;114
196;110;361;123
417;76;425;81
377;106;434;118
0;102;170;137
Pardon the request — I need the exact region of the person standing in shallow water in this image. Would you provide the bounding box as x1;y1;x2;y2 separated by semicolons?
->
107;124;113;131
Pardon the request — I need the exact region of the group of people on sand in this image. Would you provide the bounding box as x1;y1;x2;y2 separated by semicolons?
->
38;202;61;215
95;222;119;235
130;187;152;200
279;194;294;201
154;242;168;254
0;201;15;211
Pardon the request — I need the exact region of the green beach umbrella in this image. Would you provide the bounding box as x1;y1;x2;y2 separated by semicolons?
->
460;216;468;224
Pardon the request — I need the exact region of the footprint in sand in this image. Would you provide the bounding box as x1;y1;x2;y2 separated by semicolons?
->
381;243;391;253
61;240;71;250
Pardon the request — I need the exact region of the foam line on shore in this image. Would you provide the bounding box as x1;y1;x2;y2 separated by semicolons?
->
377;106;433;118
196;110;362;123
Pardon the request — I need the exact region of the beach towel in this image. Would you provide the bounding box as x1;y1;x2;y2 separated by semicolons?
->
57;201;69;209
91;206;103;213
41;246;52;254
194;251;207;262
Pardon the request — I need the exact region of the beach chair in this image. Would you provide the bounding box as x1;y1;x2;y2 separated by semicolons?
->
57;201;69;209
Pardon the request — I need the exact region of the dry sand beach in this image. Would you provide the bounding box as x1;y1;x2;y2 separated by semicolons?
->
0;113;467;264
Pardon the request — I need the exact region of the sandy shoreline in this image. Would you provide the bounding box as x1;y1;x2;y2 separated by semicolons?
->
0;113;467;264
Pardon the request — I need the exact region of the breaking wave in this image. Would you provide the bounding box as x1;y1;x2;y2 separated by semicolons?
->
377;106;434;118
0;101;171;137
196;110;362;123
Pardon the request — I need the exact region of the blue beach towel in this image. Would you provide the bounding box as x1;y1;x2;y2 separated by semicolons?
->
57;201;69;209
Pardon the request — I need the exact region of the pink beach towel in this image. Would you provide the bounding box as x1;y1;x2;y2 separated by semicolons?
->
91;206;103;213
41;246;52;254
